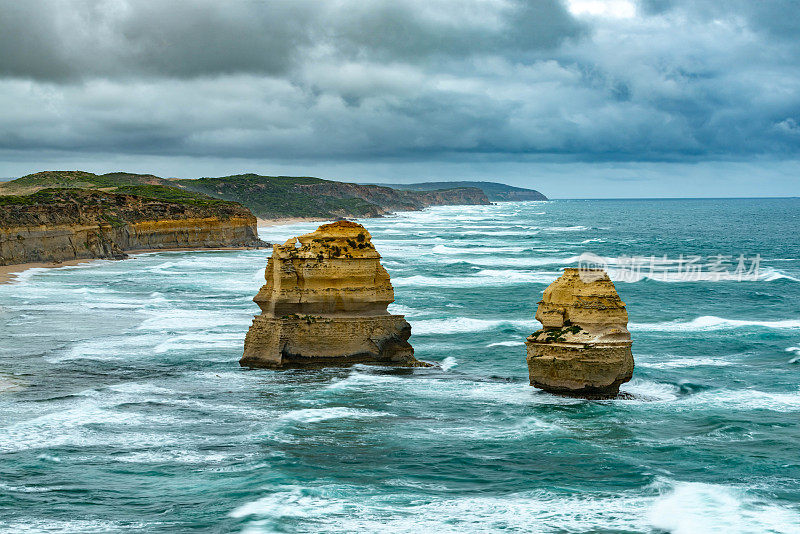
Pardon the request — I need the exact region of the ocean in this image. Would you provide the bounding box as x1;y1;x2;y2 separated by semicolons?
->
1;199;799;533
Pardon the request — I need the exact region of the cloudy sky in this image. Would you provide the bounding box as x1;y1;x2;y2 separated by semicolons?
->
0;0;798;197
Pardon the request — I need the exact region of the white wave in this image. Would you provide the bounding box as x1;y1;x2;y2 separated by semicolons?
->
638;357;735;369
608;266;799;283
137;309;251;331
688;388;800;412
393;271;559;287
618;379;681;401
279;407;393;424
465;256;581;267
630;316;800;332
544;225;589;231
431;244;529;255
486;340;525;347
0;519;150;533
229;482;686;533
325;371;404;391
786;346;800;364
0;482;53;493
649;480;800;534
115;450;231;464
412;317;535;335
387;303;424;317
0;400;180;453
153;332;243;354
439;356;458;371
46;334;167;362
234;478;798;533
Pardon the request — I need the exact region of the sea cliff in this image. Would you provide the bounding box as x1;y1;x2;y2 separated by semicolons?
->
0;189;264;266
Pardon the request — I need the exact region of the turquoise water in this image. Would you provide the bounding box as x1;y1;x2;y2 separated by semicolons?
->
1;199;799;533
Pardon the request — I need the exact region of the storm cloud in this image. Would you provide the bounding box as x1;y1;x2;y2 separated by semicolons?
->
0;0;798;193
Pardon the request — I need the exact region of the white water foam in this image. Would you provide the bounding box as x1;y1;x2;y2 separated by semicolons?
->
649;480;800;534
638;356;736;369
232;478;800;533
137;309;251;331
687;388;800;412
439;356;458;371
785;346;800;364
279;407;393;424
608;266;799;283
630;316;800;332
412;317;535;335
393;271;559;287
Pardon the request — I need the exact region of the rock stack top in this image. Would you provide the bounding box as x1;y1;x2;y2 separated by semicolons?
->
533;268;631;343
253;220;394;317
526;268;634;397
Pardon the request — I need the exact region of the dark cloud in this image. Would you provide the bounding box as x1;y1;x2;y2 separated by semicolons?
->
0;0;580;81
0;0;798;173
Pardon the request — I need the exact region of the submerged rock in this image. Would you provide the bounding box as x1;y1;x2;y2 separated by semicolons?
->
525;268;634;397
241;221;426;368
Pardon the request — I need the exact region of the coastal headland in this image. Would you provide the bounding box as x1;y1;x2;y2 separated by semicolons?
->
0;170;544;274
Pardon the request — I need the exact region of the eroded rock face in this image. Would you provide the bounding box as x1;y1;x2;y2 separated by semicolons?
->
241;220;424;368
525;268;634;397
0;189;264;266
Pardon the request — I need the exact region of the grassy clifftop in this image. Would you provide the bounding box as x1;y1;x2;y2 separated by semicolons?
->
174;174;383;219
0;170;495;219
0;172;240;207
175;174;490;218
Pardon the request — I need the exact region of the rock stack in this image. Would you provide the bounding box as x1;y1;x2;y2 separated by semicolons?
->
525;268;634;397
241;220;425;368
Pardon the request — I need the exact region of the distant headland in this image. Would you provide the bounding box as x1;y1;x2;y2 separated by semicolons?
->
0;170;546;271
373;181;548;201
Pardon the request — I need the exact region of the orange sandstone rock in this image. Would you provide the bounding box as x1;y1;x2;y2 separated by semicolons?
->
241;221;424;368
525;268;634;397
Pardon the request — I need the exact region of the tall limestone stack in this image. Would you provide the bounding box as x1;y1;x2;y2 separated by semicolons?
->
525;268;634;397
241;220;425;368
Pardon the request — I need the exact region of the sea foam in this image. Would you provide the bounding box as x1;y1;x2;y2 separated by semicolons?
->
630;316;800;332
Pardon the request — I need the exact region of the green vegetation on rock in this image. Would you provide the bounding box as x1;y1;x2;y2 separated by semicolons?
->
0;170;505;220
174;174;382;218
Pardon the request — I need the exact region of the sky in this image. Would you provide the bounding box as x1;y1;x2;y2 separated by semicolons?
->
0;0;798;197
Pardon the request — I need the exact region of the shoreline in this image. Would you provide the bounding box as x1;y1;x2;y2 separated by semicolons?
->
0;259;101;285
0;216;327;285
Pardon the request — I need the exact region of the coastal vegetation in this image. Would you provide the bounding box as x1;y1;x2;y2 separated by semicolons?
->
0;171;497;219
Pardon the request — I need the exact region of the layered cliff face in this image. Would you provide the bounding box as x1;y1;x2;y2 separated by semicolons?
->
525;268;634;397
0;189;264;266
242;220;425;368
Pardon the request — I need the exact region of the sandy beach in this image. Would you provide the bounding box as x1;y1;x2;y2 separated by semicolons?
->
0;259;101;285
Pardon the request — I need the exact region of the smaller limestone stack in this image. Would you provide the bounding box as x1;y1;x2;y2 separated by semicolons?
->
241;221;425;368
525;268;634;397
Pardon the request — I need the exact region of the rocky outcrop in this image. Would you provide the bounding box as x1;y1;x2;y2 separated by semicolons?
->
241;220;425;368
0;189;264;266
525;268;634;397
